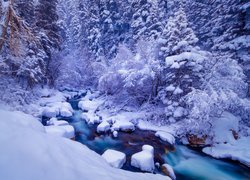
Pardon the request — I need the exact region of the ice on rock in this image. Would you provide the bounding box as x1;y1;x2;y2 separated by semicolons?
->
131;145;155;172
162;164;176;180
112;121;135;132
155;131;175;145
102;150;126;169
97;121;110;133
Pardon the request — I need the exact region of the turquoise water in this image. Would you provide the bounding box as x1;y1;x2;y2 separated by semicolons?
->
63;96;250;179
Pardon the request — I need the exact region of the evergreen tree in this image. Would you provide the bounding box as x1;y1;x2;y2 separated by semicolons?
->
158;8;204;123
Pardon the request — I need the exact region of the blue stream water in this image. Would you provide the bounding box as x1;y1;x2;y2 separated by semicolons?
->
59;96;250;180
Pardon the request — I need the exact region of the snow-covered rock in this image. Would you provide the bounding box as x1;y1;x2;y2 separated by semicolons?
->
42;106;59;118
113;131;118;138
60;125;75;139
102;150;126;169
47;118;69;126
53;120;69;126
0;109;167;180
42;102;73;118
97;121;110;133
112;121;135;132
202;136;250;167
162;164;176;180
78;99;103;112
155;131;175;145
131;145;155;172
81;112;100;124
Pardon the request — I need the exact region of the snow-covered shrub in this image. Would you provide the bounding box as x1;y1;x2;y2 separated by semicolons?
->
98;40;162;104
52;48;98;89
183;52;250;134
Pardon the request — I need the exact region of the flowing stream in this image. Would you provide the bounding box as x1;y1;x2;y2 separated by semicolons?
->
58;95;250;180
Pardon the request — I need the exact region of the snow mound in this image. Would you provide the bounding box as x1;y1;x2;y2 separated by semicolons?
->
81;112;100;124
131;145;155;172
162;164;176;180
47;118;69;126
0;109;45;133
102;149;126;168
0;109;167;180
112;121;135;132
155;131;175;145
212;112;239;144
78;99;103;112
97;121;110;133
42;102;74;118
203;136;250;167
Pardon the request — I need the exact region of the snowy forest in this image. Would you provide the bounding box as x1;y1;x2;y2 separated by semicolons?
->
0;0;250;179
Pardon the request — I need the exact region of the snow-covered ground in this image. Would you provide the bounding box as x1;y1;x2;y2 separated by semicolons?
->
0;108;168;180
202;112;250;167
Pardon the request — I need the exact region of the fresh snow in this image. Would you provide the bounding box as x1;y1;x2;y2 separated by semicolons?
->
97;121;110;133
42;102;74;118
112;120;135;132
45;125;75;139
211;112;239;144
155;131;175;145
81;112;101;124
102;149;126;168
131;145;155;172
0;108;167;180
203;137;250;167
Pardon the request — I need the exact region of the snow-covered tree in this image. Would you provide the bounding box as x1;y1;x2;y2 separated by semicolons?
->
98;40;162;105
158;7;205;123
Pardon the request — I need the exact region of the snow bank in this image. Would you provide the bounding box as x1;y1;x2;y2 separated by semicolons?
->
203;137;250;167
212;112;239;144
0;109;45;133
0;109;167;180
131;145;155;172
102;150;126;168
155;131;175;145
